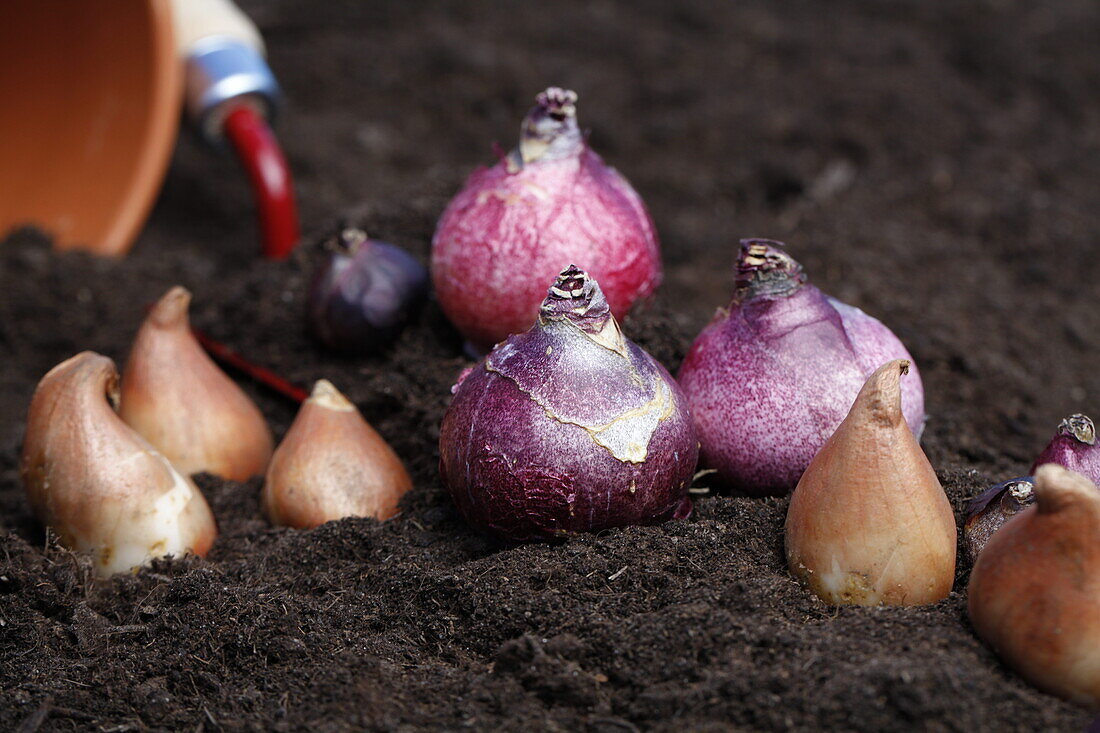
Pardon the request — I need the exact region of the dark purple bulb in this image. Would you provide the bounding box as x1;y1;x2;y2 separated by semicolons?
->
439;265;698;541
307;229;428;353
963;476;1035;560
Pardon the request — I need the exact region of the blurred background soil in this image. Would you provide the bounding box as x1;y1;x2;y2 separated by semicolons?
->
2;1;1099;730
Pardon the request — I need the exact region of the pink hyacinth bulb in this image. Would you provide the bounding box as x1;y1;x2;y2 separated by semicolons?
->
677;239;925;496
432;87;662;352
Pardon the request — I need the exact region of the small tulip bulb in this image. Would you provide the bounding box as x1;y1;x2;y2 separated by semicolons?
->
968;464;1100;709
264;380;412;528
119;286;274;480
785;359;956;605
21;352;217;577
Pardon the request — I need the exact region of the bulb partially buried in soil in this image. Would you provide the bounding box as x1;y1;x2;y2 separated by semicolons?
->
963;476;1035;560
1032;414;1100;487
968;464;1100;709
264;380;412;528
785;360;956;605
120;286;274;481
439;265;698;540
21;352;216;577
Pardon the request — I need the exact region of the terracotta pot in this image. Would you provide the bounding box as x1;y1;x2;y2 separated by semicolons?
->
0;0;181;256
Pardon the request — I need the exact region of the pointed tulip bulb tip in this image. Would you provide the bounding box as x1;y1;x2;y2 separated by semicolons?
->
858;359;909;427
547;263;589;294
1033;463;1100;513
149;286;193;329
309;379;356;412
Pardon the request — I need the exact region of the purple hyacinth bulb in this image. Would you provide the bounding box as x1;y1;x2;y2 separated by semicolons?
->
439;265;698;541
306;228;429;354
1032;414;1100;485
677;239;924;496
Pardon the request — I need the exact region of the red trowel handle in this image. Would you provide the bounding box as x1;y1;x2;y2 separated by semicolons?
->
176;0;300;259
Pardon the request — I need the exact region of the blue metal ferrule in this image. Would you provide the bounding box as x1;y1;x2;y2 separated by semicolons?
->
184;36;282;143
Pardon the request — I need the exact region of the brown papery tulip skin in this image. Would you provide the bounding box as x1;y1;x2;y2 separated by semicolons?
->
21;352;216;577
968;464;1100;709
264;380;412;528
785;359;956;605
119;286;273;481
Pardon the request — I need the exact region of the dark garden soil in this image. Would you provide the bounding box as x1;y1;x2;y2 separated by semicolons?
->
3;1;1100;730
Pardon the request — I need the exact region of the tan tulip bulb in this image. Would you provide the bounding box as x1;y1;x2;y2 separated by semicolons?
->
21;352;217;577
785;359;956;605
263;380;412;528
119;286;273;480
968;464;1100;708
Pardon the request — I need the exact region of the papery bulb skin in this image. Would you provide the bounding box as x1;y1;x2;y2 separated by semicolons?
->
264;380;412;528
21;352;217;577
439;265;697;541
678;240;923;496
1031;414;1100;486
826;297;925;437
119;286;274;481
432;87;662;352
307;228;429;354
963;477;1035;560
785;360;955;606
968;464;1100;708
